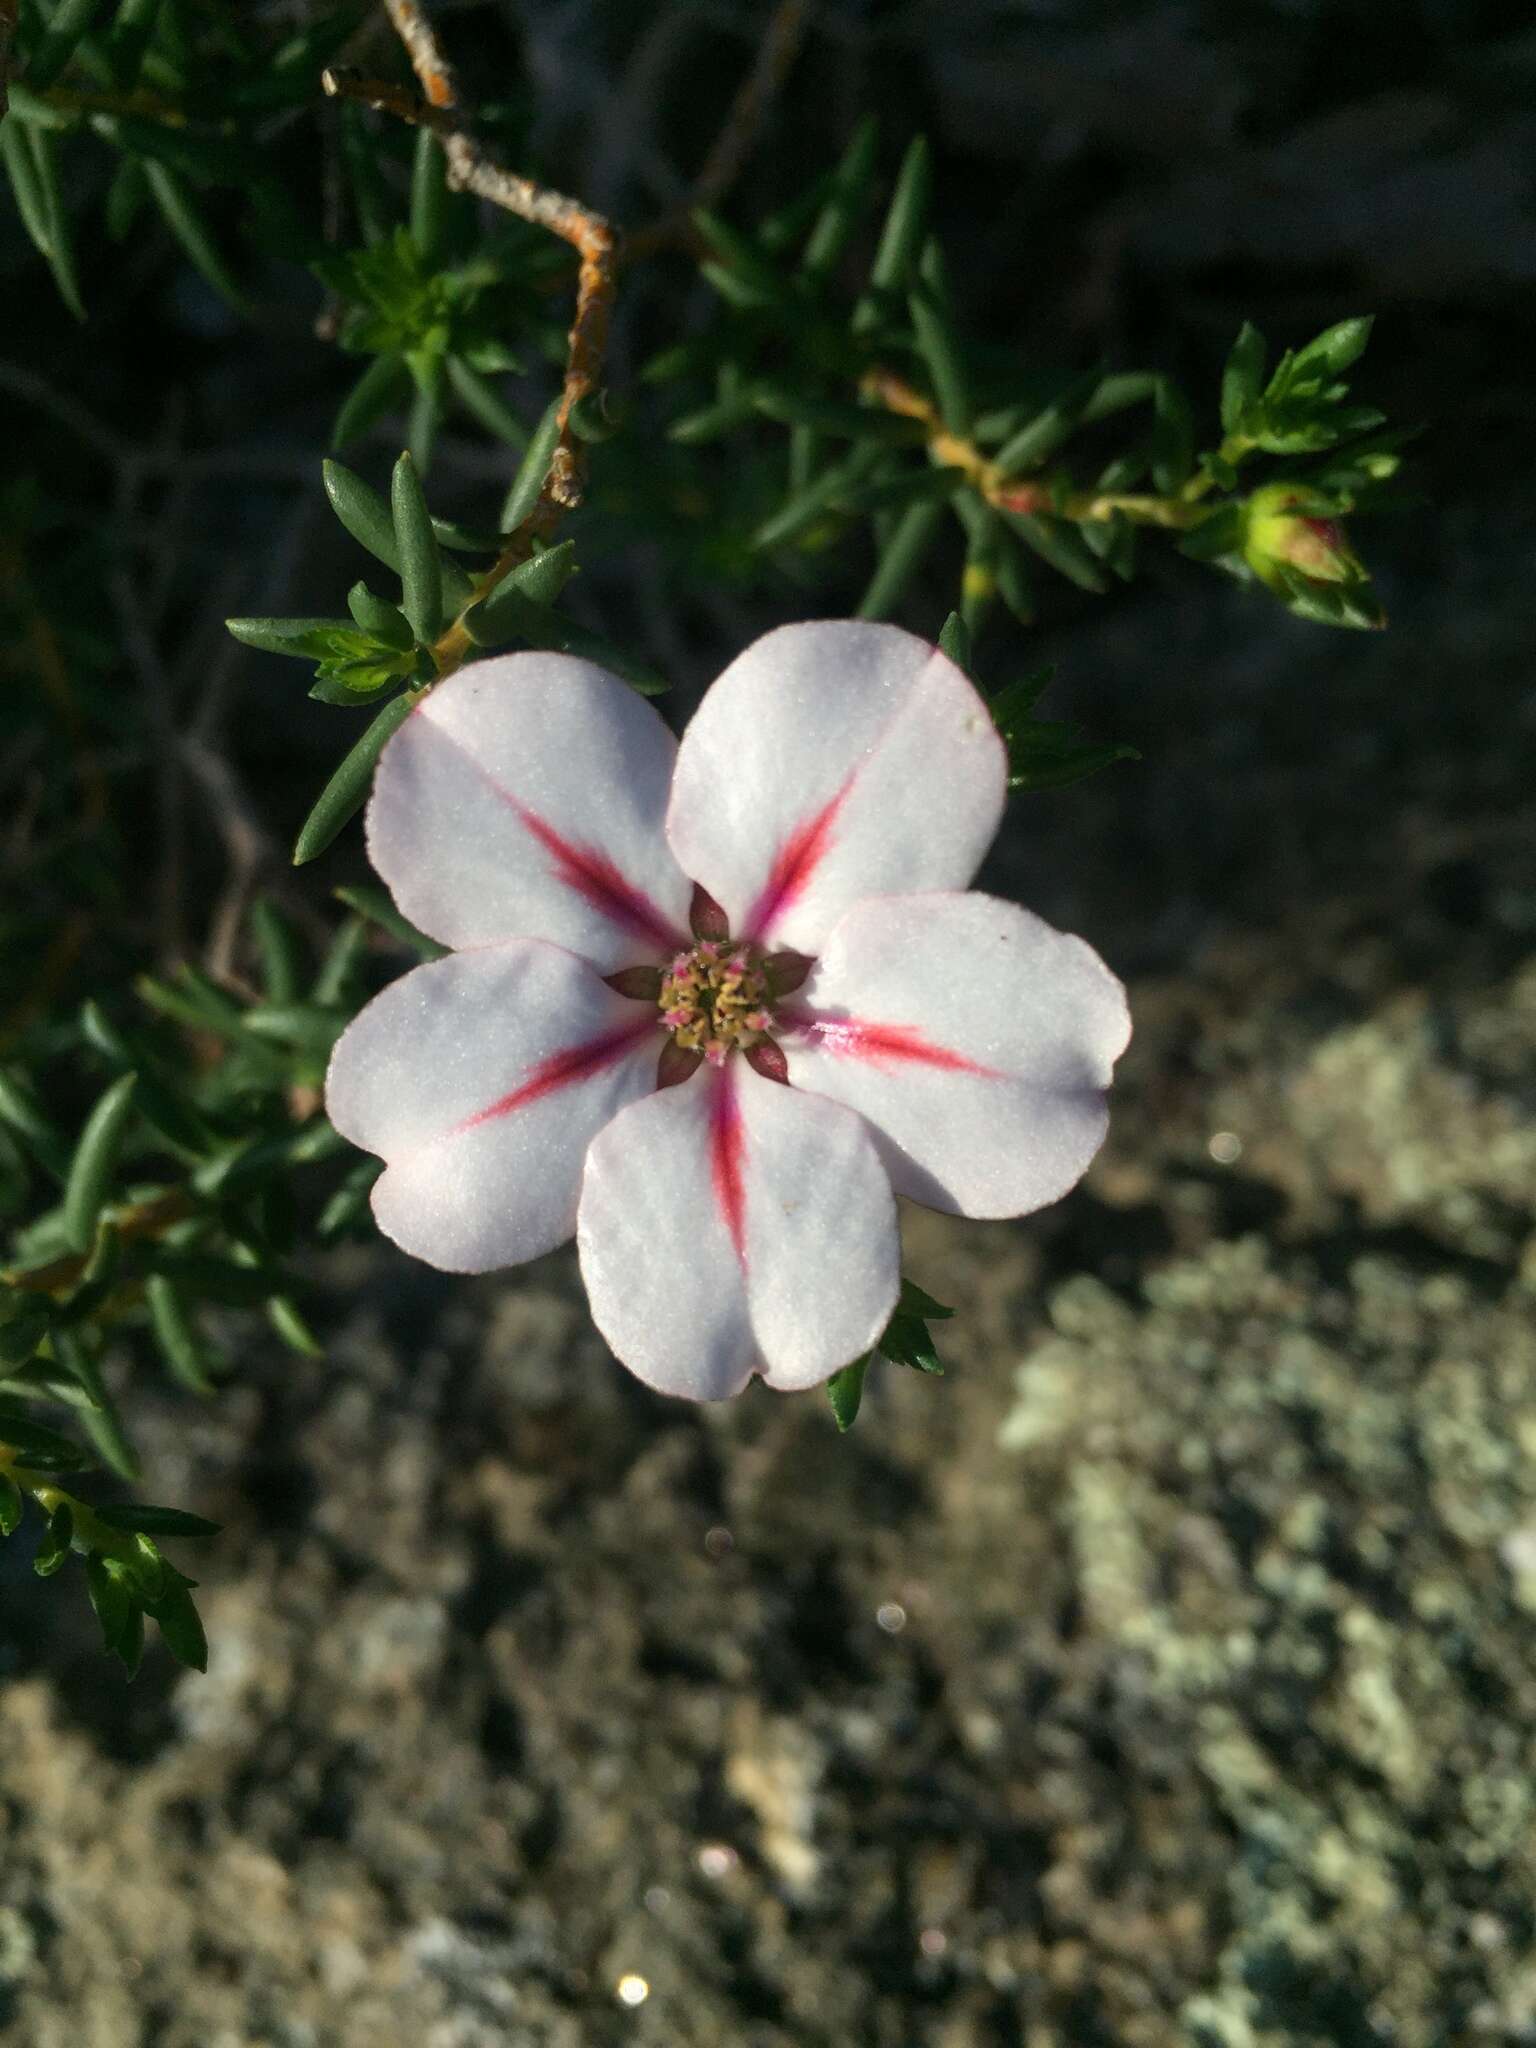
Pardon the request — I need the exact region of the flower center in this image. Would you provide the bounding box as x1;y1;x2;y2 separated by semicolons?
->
658;941;773;1068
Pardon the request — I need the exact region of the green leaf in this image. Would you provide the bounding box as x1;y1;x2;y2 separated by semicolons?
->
144;1273;219;1394
332;884;446;961
143;160;248;313
406;354;444;473
1002;512;1107;594
339;102;394;245
0;1069;70;1180
464;541;579;638
96;1503;221;1539
344;583;414;649
1149;377;1195;494
0;1300;51;1369
1177;502;1244;564
908;239;969;433
78;1393;141;1485
145;1571;208;1672
937;611;972;674
63;1074;138;1255
429;515;508;554
993;529;1037;624
1220;322;1266;435
991;369;1102;476
503;539;578;610
1082;508;1138;581
0;1475;22;1537
898;1278;953;1321
827;1356;868;1432
317;1158;385;1242
853;135;931;334
1;120;84;319
857;499;944;621
86;1555;139;1667
693;208;790;302
331;352;411;452
446;358;529;447
267;1293;322;1357
1295;315;1373;379
752;442;884;550
292;691;418;865
242;1003;345;1060
1008;723;1139;792
749;388;922;443
668;387;763;445
0;1400;92;1470
226;616;352;658
390;451;442;643
323;459;401;569
569;388;623;442
801;114;878;279
461;592;666;692
409;125;451;266
499;397;563;531
105;0;163;88
33;1503;74;1578
24;0;108;91
952;494;1003;632
879;1309;943;1376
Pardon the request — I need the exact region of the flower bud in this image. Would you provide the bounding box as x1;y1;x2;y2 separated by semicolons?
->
1241;482;1359;591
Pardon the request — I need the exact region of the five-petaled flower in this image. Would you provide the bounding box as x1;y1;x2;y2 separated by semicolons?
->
326;622;1130;1399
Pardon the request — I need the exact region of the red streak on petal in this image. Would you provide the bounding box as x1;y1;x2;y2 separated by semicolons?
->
419;715;681;951
742;777;852;939
454;1022;650;1132
709;1071;748;1264
514;803;682;952
798;1017;996;1075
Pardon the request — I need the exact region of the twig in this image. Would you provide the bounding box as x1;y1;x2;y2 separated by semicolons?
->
324;1;619;670
331;1;615;518
861;369;1205;530
626;0;812;259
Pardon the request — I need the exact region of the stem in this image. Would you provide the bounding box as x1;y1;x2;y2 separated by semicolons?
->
325;1;619;675
861;369;1212;531
0;1443;141;1564
2;1187;192;1295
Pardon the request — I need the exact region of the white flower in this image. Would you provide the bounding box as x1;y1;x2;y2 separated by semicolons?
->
326;621;1130;1400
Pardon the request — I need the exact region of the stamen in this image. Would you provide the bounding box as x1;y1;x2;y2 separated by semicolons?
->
656;930;786;1071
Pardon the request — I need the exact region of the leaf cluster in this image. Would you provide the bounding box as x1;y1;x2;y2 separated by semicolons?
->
0;884;450;1668
826;1279;953;1432
650;134;1407;642
2;0;363;315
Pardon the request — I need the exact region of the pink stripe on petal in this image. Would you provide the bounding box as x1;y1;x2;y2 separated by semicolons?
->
513;803;683;952
455;1020;653;1132
793;1016;998;1076
709;1071;747;1263
412;715;682;953
742;777;852;940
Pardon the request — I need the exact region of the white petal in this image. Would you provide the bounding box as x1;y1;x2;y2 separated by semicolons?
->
782;891;1130;1218
666;621;1006;953
576;1062;899;1400
368;653;692;972
326;941;660;1273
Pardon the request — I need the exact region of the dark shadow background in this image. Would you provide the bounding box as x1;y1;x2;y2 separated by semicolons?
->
2;3;1535;2042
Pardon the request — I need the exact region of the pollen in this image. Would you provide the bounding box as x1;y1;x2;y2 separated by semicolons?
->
658;939;774;1064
